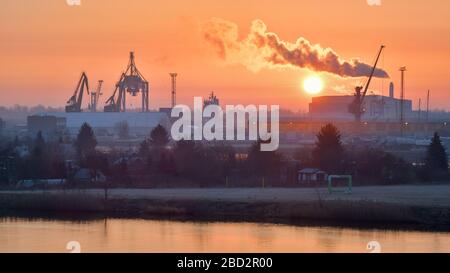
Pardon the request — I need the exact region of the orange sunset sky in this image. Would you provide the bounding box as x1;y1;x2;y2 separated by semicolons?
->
1;0;450;111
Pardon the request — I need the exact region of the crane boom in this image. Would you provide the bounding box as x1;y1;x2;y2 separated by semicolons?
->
348;45;385;122
104;73;125;112
361;45;385;101
65;72;90;113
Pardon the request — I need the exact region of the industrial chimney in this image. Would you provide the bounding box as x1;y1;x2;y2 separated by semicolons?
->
170;73;177;108
389;82;394;98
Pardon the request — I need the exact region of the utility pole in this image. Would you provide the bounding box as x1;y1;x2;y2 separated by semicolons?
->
170;73;178;108
399;67;407;136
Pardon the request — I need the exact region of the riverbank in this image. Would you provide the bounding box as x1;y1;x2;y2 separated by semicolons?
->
1;185;450;230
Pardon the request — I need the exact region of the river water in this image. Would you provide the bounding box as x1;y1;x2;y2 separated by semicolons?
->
0;217;449;253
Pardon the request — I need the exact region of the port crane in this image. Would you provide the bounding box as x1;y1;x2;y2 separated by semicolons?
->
65;72;90;113
348;45;385;122
104;52;149;112
88;80;104;112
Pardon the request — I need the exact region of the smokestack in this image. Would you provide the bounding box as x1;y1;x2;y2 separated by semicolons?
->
170;73;177;108
399;67;407;136
427;89;430;122
389;82;394;98
418;98;422;122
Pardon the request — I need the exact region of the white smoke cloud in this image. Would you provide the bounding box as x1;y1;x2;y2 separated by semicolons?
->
201;18;389;78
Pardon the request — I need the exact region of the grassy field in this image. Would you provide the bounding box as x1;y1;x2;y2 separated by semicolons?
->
1;185;450;229
3;184;450;205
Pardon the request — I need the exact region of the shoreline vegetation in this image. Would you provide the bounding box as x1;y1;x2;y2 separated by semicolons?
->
1;185;450;231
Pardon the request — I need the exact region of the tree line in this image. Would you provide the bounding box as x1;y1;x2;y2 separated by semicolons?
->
297;123;449;185
1;122;449;188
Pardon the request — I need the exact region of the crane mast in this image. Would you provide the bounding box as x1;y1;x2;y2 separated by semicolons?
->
89;80;104;112
348;45;385;122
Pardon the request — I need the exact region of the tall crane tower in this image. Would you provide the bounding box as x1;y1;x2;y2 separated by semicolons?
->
89;80;103;112
65;72;90;113
104;52;149;112
348;45;385;122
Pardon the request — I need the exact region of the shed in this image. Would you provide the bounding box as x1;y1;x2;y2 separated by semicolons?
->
298;168;328;184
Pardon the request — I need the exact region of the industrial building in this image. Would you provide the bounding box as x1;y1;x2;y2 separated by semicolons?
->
33;112;170;136
309;95;413;121
309;47;414;123
27;115;66;139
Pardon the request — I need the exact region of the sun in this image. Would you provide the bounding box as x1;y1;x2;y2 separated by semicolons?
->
303;76;324;95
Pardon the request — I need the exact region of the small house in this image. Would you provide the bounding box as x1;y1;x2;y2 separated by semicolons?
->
73;168;106;183
298;168;328;184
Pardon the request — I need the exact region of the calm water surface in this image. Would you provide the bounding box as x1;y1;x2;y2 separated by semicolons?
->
1;217;449;253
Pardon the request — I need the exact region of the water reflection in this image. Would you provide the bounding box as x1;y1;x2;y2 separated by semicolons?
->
0;217;449;253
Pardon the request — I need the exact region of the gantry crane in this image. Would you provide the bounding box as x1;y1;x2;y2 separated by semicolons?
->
65;72;90;113
104;52;149;112
348;45;385;122
89;80;104;112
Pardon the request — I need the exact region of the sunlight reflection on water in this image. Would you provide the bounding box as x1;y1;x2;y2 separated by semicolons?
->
0;217;449;253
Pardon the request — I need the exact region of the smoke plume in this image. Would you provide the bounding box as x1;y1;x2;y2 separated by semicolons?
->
201;18;389;78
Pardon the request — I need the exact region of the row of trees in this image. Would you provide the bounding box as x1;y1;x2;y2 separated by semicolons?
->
135;125;283;186
0;132;66;183
65;123;285;187
304;123;449;184
111;122;448;186
1;122;448;188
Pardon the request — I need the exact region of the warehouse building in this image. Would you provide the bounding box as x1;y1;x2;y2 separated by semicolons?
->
29;112;170;137
309;95;413;122
27;115;66;139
